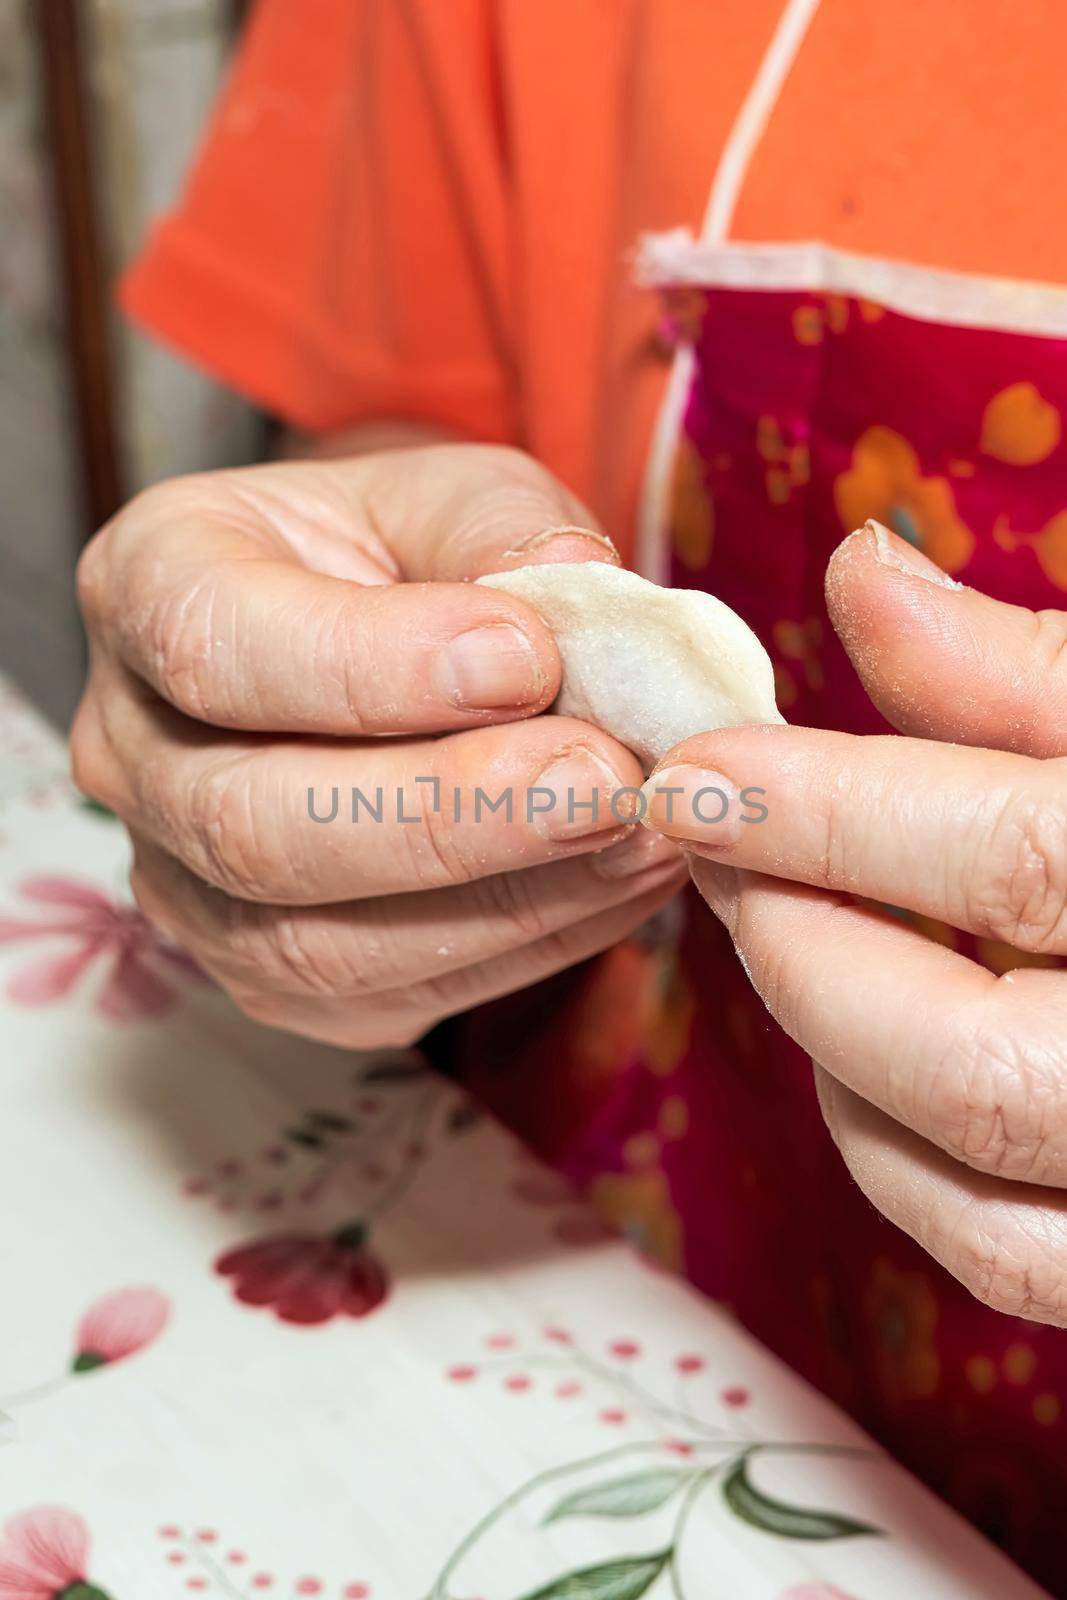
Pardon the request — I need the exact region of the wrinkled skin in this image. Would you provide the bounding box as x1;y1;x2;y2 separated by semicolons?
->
647;523;1067;1326
73;444;684;1049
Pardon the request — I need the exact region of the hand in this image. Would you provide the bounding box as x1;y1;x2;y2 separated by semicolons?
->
73;445;684;1048
642;522;1067;1325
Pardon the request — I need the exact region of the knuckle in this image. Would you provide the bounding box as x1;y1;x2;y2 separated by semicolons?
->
817;779;853;889
69;701;121;810
951;1211;1067;1324
239;910;383;1001
127;859;180;945
254;916;348;996
474;866;552;943
143;574;218;719
931;1019;1057;1182
185;759;289;901
972;789;1067;952
405;793;473;889
1027;612;1067;748
75;535;108;625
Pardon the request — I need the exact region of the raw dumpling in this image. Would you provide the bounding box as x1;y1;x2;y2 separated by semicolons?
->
477;562;783;771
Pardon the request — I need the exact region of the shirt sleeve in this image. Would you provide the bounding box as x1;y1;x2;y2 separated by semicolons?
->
119;0;516;440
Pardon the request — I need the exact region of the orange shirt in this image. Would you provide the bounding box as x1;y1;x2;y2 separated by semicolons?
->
122;0;1067;562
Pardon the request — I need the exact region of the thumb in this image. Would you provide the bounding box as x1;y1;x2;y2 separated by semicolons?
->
826;520;1067;757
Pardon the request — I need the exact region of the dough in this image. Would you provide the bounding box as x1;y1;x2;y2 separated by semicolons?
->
477;562;783;771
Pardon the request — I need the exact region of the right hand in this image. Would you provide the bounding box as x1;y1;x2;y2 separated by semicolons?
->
73;444;685;1047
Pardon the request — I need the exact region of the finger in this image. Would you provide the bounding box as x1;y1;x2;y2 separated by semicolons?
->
82;448;617;737
689;858;1067;1188
643;723;1067;955
130;829;685;1001
83;509;562;736
150;875;682;1053
815;1068;1067;1327
102;685;646;903
347;443;620;581
825;520;1067;756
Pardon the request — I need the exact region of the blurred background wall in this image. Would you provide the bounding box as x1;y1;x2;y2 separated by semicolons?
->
0;0;264;728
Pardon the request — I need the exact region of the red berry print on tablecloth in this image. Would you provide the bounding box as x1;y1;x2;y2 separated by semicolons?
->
504;1374;532;1393
429;1327;886;1591
448;1364;477;1382
158;1530;367;1600
188;1056;475;1324
608;1339;641;1360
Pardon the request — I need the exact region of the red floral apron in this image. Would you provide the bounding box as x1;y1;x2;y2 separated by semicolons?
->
462;4;1067;1590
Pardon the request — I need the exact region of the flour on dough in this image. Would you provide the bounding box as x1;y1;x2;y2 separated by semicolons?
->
477;562;783;770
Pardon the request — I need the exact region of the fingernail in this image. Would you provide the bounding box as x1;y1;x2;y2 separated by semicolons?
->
640;765;743;847
865;520;962;589
504;524;620;563
694;862;740;930
593;829;684;880
530;750;630;840
438;624;544;709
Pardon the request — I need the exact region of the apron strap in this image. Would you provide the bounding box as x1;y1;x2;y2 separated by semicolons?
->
702;0;823;243
637;0;822;578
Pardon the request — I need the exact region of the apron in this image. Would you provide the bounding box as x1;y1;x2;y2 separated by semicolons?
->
463;3;1067;1587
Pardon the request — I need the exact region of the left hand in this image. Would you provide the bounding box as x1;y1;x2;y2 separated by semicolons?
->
642;521;1067;1325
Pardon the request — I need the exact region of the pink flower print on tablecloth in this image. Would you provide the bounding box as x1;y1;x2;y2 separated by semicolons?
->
0;876;204;1020
215;1224;389;1325
72;1287;171;1373
0;1506;111;1599
0;1287;171;1417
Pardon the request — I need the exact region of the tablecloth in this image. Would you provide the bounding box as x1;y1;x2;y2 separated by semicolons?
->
0;677;1048;1599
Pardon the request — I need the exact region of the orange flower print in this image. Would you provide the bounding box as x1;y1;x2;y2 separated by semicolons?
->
980;381;1061;466
757;416;810;507
590;1168;682;1272
834;425;974;575
792;304;824;346
773;617;824;695
864;1256;940;1407
669;436;714;570
993;508;1067;592
641;949;696;1076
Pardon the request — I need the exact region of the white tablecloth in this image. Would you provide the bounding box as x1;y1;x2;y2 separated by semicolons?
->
0;679;1047;1599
